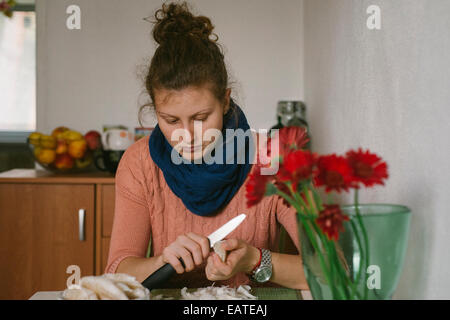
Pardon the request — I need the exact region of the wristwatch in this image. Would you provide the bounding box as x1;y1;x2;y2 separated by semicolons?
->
250;248;272;283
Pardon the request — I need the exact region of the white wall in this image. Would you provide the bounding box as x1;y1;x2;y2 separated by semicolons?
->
304;0;450;299
36;0;304;134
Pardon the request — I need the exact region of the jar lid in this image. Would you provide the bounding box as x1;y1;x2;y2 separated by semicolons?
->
277;101;306;115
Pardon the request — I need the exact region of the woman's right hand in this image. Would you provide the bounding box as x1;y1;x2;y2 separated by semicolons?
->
161;232;210;274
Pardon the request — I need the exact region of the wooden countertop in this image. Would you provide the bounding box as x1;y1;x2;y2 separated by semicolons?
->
0;169;115;184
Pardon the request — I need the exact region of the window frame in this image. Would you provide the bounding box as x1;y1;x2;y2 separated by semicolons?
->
0;3;36;144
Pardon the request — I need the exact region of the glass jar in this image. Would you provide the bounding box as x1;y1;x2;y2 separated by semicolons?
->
271;101;311;150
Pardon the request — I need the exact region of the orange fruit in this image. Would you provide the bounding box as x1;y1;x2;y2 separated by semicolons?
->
37;149;56;165
68;139;87;159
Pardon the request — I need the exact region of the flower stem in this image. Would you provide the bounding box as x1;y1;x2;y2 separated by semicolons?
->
349;219;365;297
288;183;313;216
311;187;325;212
275;188;302;215
306;184;363;299
307;184;355;298
299;215;340;299
354;189;370;299
327;246;346;299
328;239;363;299
309;218;356;299
303;184;352;299
303;183;319;215
276;187;336;298
294;183;347;299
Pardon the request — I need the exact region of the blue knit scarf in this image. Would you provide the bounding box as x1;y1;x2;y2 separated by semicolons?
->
148;98;255;217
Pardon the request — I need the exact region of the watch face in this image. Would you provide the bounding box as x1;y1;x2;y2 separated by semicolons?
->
255;266;272;283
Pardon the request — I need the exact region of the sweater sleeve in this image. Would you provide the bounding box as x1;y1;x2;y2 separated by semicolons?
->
104;143;152;274
275;195;301;254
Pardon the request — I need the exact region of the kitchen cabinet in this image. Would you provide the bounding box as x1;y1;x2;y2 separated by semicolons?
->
0;169;115;300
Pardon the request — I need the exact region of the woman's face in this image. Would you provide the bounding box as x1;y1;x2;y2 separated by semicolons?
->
154;85;231;161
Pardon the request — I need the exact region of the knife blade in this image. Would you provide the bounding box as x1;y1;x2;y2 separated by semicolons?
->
207;214;246;248
141;214;246;290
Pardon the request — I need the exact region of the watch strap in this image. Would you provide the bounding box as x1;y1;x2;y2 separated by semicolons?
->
250;248;272;282
250;248;262;275
260;249;272;270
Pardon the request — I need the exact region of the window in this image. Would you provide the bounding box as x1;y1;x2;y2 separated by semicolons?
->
0;2;36;143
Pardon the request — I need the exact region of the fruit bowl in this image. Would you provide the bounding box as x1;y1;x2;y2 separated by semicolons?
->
28;127;102;174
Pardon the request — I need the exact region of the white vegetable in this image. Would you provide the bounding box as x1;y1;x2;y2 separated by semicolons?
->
177;285;257;300
61;273;151;300
80;276;128;300
213;240;227;262
62;284;98;300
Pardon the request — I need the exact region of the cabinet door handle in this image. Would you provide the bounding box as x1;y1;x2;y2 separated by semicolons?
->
78;209;86;241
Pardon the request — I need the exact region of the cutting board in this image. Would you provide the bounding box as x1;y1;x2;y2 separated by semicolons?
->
29;288;310;300
150;287;304;300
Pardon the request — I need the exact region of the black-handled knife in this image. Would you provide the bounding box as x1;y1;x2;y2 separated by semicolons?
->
141;214;246;290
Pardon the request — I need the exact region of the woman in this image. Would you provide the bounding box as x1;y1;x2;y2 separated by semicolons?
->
105;1;308;290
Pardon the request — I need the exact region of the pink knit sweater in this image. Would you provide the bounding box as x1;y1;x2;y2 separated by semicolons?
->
105;134;300;288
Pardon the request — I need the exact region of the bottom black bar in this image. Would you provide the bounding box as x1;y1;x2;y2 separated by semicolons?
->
2;300;450;319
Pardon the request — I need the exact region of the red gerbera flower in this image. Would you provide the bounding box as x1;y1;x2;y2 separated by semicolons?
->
315;204;350;241
245;165;271;207
268;126;309;160
276;150;317;192
314;154;355;193
346;148;389;188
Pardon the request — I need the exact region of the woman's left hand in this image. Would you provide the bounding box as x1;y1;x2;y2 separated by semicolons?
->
205;239;260;281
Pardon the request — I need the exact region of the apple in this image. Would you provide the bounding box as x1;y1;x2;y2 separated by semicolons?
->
84;130;101;150
54;153;74;170
51;127;70;140
68;139;87;159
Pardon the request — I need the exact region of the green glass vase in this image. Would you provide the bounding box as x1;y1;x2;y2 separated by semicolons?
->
298;204;411;300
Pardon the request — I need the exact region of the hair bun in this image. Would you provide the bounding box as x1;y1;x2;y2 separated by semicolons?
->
151;1;218;45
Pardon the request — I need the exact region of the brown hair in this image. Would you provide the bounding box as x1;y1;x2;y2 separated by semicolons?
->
139;1;236;127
